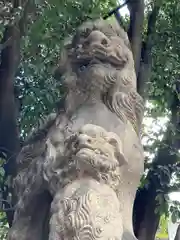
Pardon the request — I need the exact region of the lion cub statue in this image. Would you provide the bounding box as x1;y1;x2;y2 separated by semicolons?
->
8;19;144;240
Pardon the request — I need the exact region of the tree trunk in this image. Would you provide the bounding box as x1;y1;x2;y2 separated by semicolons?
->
0;0;36;226
0;20;21;228
133;185;160;240
174;224;180;240
133;169;161;240
133;79;180;239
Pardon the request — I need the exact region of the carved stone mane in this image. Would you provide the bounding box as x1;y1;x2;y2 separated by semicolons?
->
8;19;144;240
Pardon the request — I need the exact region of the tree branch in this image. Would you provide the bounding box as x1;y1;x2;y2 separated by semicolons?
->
137;3;161;97
0;0;33;226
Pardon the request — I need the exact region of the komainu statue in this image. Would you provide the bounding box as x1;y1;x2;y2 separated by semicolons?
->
8;19;144;240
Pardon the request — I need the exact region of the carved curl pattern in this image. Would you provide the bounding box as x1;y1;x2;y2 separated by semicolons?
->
49;180;123;240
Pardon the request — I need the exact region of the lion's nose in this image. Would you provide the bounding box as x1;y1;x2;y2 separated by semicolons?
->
84;30;110;47
77;134;92;146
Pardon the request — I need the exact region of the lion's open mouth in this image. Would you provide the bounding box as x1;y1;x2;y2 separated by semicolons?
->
73;56;123;73
72;44;126;69
76;58;110;71
72;138;107;158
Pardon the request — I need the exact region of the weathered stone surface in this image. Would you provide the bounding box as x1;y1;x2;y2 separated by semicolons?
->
8;19;144;240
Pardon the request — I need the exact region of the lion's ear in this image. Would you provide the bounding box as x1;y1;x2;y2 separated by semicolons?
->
53;66;62;80
53;47;69;80
53;36;73;80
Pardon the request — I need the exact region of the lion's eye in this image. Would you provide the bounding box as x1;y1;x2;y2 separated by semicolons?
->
79;62;90;72
79;65;87;72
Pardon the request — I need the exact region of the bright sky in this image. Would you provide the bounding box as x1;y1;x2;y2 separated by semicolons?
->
118;0;129;16
118;0;180;205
